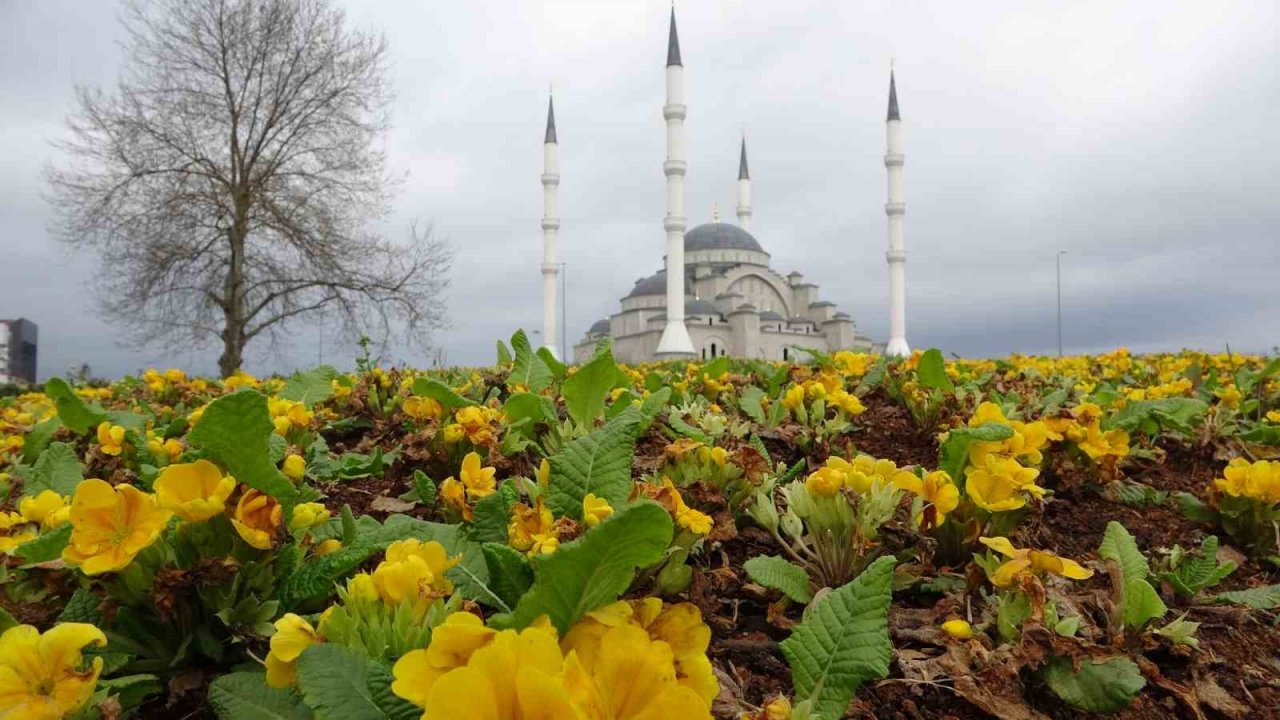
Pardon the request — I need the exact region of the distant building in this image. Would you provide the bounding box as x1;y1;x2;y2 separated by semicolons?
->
0;319;38;385
545;10;909;364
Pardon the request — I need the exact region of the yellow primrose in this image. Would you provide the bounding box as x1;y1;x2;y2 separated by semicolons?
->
371;539;460;605
62;480;172;575
440;476;471;520
941;619;974;639
392;612;497;707
96;421;126;456
563;623;713;719
509;498;556;555
662;480;714;536
1077;424;1129;461
1266;410;1280;424
403;395;443;420
781;384;806;412
0;622;107;718
455;406;497;445
231;489;283;550
19;490;69;530
314;538;343;556
536;458;551;489
154;459;236;522
979;536;1093;587
456;451;497;500
1215;385;1242;409
529;533;560;556
805;467;845;498
582;493;614;529
893;470;960;528
289;502;331;532
442;423;466;444
281;454;306;482
264;614;320;688
1213;458;1280;504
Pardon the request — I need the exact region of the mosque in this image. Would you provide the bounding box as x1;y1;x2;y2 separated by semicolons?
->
536;10;911;365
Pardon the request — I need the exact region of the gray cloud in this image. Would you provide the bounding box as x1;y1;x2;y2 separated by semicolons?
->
1;0;1277;380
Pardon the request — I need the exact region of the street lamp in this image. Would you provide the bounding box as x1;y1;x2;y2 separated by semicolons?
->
1056;250;1067;358
561;262;568;362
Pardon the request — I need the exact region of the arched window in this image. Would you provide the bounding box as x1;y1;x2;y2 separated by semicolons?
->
783;347;789;361
701;347;706;359
708;318;713;325
710;342;718;357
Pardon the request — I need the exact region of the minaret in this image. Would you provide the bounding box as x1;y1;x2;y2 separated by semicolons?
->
736;135;752;231
655;8;695;357
540;92;561;359
884;67;910;358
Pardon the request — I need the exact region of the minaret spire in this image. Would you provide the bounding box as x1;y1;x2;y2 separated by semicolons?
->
884;65;909;357
656;6;694;357
736;134;752;231
540;88;561;359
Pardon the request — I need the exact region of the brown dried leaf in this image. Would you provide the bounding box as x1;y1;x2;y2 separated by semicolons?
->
369;495;417;513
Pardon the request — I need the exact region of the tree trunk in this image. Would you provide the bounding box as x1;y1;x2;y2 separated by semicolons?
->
219;198;249;377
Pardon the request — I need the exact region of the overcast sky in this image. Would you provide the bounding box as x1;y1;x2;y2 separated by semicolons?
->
1;0;1277;380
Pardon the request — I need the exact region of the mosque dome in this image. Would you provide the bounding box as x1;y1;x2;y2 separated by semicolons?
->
684;222;764;253
625;270;668;298
588;318;611;335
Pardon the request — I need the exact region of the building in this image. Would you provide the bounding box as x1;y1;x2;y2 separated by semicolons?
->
0;319;38;385
545;10;909;364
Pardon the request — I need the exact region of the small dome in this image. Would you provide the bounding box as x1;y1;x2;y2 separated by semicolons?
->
686;299;721;317
588;318;611;335
625;270;667;298
684;223;764;253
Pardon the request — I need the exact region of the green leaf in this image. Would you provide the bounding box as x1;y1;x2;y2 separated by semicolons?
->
1210;583;1280;609
189;391;297;509
482;543;534;611
937;423;1014;479
278;366;338;406
744;555;814;603
0;607;16;634
1099;521;1167;630
545;407;643;520
19;442;84;497
638;387;672;428
667;414;711;444
16;524;72;566
1241;425;1280;445
98;673;163;709
502;392;558;439
1173;491;1217;523
20;417;63;463
44;377;108;434
510;502;674;634
1041;656;1145;713
468;485;515;544
536;346;567;381
413;470;436;506
280;515;439;608
409;378;475;411
1162;536;1235;598
208;672;313;720
563;339;618;427
496;340;513;366
916;349;954;392
296;644;393;720
58;588;104;625
739;386;767;424
1106;398;1208;436
779;556;896;720
507;329;553;392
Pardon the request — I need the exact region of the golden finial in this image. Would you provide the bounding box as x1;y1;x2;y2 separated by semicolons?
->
712;204;720;222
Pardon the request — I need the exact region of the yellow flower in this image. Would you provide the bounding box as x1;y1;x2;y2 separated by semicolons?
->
660;480;714;536
96;422;126;456
62;480;172;575
403;395;444;420
509;499;556;555
781;384;806;413
1213;458;1280;504
231;489;282;550
964;457;1043;513
0;623;107;717
1215;385;1242;409
564;623;713;719
289;502;331;532
979;536;1093;587
347;573;380;604
442;423;466;444
313;538;343;556
941;619;974;639
281;454;306;482
264;614;319;688
19;490;69;531
457;451;497;500
440;476;471;520
456;406;496;445
529;533;560;556
154;460;236;522
392;612;497;708
1266;410;1280;424
1077;424;1130;461
582;494;614;529
805;467;845;498
371;539;460;605
893;470;960;528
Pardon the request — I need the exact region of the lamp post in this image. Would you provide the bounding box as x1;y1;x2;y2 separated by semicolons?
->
1056;250;1067;357
561;262;567;362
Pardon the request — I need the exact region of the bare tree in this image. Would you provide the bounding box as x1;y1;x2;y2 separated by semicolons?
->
48;0;452;376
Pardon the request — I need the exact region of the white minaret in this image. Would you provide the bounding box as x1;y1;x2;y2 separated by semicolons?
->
884;67;910;358
540;93;561;359
655;8;695;357
736;135;752;231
